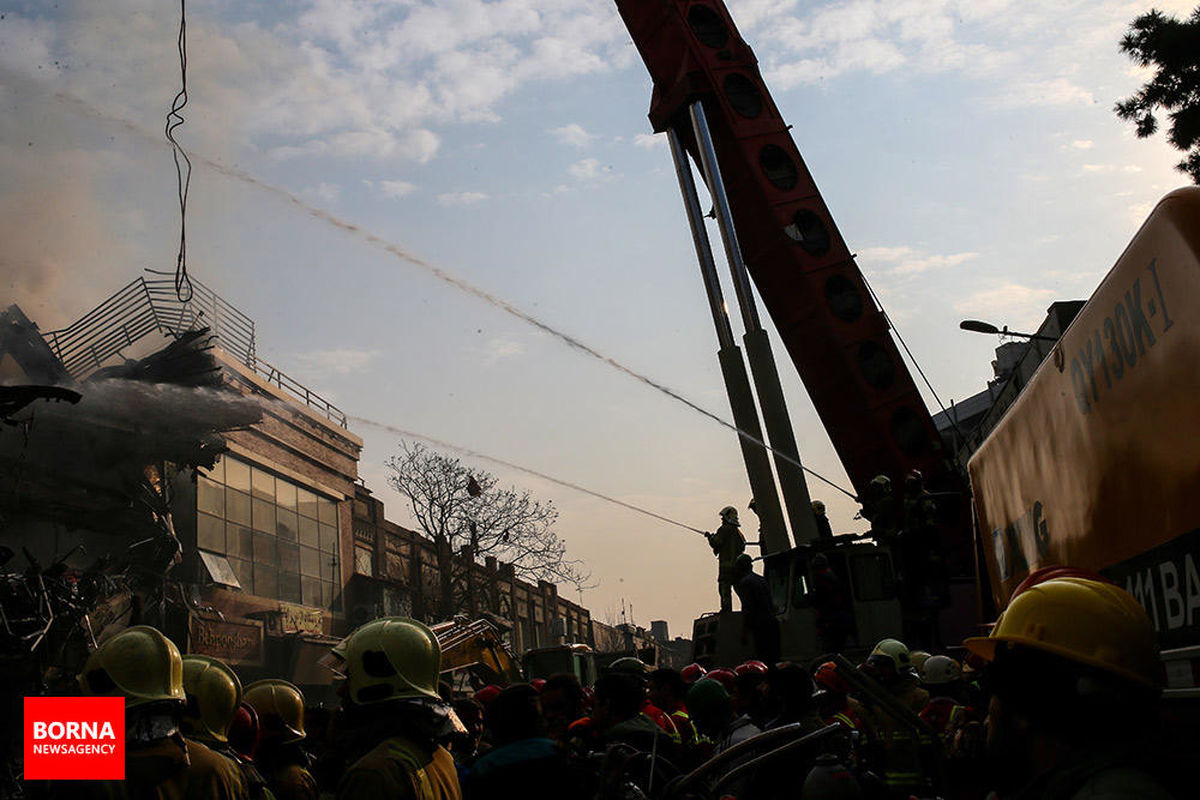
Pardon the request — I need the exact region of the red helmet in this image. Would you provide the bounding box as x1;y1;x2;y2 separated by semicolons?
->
531;678;547;693
681;663;707;685
474;684;502;707
706;668;737;693
813;662;851;694
734;660;768;677
227;702;260;761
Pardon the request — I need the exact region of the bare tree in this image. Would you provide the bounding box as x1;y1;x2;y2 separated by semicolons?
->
384;441;590;619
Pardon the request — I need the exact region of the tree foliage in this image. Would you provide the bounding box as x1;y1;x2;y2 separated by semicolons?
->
385;441;590;618
1115;7;1200;183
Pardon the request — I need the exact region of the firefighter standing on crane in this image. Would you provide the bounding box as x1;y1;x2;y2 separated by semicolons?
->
811;500;834;539
859;475;899;543
706;505;746;613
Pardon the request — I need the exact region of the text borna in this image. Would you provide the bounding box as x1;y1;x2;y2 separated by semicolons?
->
32;721;117;740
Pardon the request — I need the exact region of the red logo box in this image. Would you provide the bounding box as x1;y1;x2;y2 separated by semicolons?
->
24;697;125;780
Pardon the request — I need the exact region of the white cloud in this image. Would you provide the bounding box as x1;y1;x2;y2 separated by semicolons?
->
301;182;341;203
633;133;665;150
568;158;612;181
858;246;913;263
1128;202;1155;227
954;283;1057;325
1082;163;1144;174
0;0;628;169
990;77;1093;109
369;179;418;198
1070;140;1094;150
291;348;381;376
482;338;525;366
549;123;595;147
859;245;977;275
437;191;489;206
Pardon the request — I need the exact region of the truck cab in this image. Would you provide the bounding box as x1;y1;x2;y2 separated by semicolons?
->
523;642;599;686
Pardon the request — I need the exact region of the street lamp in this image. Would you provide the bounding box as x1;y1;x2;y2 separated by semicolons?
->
959;319;1058;342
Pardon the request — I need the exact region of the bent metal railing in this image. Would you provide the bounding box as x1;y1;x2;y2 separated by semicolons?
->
44;275;347;427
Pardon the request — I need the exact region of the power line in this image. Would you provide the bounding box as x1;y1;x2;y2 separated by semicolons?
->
350;415;709;537
12;72;859;502
859;266;965;445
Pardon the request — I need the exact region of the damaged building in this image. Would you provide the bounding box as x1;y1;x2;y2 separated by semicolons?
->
3;275;674;709
1;275;359;702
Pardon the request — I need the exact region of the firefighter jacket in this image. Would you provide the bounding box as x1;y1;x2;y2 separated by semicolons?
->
263;764;316;800
709;522;746;579
641;700;680;742
73;736;249;800
336;735;461;800
859;679;931;792
1005;747;1174;800
664;701;697;747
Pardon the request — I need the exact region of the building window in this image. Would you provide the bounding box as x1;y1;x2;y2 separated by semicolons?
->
354;545;374;576
198;454;339;609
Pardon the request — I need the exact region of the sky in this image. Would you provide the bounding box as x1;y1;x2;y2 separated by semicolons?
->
1;0;1193;637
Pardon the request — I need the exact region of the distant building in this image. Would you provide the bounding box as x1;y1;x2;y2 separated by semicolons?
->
348;484;593;654
934;301;1085;466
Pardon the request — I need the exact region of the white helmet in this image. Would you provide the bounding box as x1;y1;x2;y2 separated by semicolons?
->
921;655;962;686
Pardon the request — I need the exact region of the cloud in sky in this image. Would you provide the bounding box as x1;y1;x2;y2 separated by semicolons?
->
633;133;665;150
437;191;489;206
859;246;979;275
954;283;1057;325
0;0;628;167
549;123;595;147
370;179;418;198
482;338;525;366
1082;163;1144;174
989;77;1094;109
568;158;612;181
745;0;1152;116
301;182;341;204
292;347;382;376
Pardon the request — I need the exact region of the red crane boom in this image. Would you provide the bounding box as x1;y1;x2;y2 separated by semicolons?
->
614;1;952;502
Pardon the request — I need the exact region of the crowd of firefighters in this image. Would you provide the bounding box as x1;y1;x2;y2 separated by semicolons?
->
18;554;1185;800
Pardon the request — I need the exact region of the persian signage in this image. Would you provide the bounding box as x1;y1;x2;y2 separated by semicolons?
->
189;616;264;666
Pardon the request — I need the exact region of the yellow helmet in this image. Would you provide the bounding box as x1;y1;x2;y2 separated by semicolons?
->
964;577;1159;689
344;617;441;705
79;626;185;708
182;655;243;743
243;679;306;744
909;650;932;674
869;638;911;671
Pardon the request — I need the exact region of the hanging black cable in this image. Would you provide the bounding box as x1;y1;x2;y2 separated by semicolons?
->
165;0;193;303
859;266;967;447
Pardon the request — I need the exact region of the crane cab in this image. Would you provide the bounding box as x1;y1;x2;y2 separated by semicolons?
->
692;539;903;667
